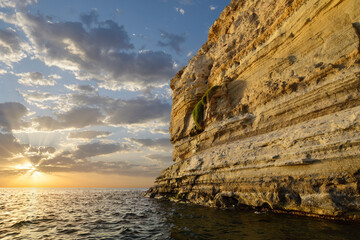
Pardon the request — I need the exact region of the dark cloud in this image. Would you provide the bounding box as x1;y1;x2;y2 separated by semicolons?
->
26;146;57;165
25;91;171;129
57;107;103;128
70;93;111;106
0;102;29;131
129;137;172;151
70;94;171;125
0;28;29;65
1;12;175;90
27;142;128;168
134;50;174;79
158;30;186;54
32;116;61;130
68;130;112;139
104;97;171;125
65;84;97;94
0;132;24;159
33;142;162;176
73;142;128;159
0;133;163;177
28;146;56;154
33;107;104;130
25;141;126;167
80;10;99;28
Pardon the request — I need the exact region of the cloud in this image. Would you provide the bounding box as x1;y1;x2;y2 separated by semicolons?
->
116;8;122;15
32;142;162;176
68;130;111;139
104;97;171;125
145;153;172;165
72;142;128;159
18;90;62;110
25;146;56;164
210;5;217;11
0;28;30;66
80;9;99;28
150;128;169;135
0;132;24;159
32;116;62;130
186;51;193;58
59;93;171;125
49;74;61;79
33;107;104;130
65;84;97;94
21;89;171;127
175;7;185;15
0;12;175;90
0;0;37;9
36;157;160;177
129;137;172;151
0;133;163;177
158;30;186;54
69;93;111;107
0;102;29;131
28;146;56;154
17;72;57;86
23;142;129;169
57;107;104;127
25;142;128;169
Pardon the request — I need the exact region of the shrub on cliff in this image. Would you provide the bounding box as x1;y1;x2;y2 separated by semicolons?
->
192;85;220;132
192;100;204;130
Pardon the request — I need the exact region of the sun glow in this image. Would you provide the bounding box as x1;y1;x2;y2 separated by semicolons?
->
11;162;52;187
14;163;36;171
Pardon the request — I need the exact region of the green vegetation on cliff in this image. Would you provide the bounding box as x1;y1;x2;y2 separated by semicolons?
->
192;85;220;131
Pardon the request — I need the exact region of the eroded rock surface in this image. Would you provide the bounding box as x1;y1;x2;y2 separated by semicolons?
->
146;0;360;220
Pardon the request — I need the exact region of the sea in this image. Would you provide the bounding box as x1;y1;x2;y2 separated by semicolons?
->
0;188;359;240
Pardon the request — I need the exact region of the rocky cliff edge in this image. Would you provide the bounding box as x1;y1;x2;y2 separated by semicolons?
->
145;0;360;220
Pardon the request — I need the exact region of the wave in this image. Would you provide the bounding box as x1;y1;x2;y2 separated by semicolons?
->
1;188;358;240
10;218;54;229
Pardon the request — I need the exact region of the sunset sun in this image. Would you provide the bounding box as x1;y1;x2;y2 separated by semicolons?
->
11;162;51;187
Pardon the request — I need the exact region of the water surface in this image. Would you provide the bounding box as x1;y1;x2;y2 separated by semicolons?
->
0;188;359;239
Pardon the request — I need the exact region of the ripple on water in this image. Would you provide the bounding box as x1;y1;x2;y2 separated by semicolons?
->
0;188;360;240
11;220;34;229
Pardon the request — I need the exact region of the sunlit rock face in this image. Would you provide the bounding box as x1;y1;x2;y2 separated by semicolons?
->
146;0;360;220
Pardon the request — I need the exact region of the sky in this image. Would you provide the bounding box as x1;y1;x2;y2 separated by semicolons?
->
0;0;230;187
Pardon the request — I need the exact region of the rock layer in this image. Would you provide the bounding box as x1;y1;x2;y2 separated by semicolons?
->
146;0;360;220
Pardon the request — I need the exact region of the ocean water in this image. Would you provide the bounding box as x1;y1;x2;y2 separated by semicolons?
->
0;188;359;240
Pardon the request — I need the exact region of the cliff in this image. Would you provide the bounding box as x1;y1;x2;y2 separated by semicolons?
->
146;0;360;220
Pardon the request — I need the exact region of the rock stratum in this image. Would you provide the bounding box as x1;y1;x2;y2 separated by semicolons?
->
145;0;360;220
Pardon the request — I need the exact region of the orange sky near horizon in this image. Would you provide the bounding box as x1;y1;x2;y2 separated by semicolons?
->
0;172;155;188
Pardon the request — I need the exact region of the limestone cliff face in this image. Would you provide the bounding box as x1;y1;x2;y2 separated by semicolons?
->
146;0;360;220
